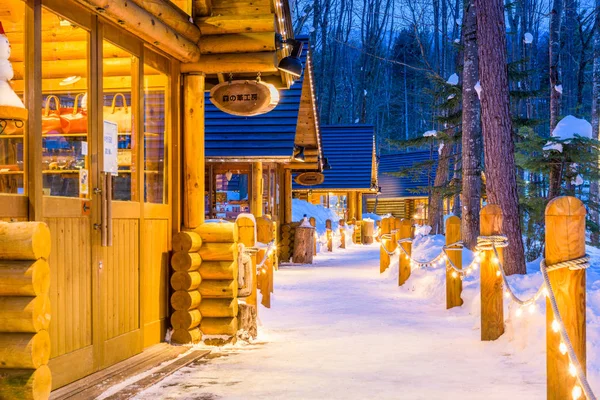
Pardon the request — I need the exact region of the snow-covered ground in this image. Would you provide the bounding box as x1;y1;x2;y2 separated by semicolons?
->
124;233;600;400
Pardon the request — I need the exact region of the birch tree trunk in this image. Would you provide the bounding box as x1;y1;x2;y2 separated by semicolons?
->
548;0;564;199
460;0;482;250
474;0;527;275
591;0;600;245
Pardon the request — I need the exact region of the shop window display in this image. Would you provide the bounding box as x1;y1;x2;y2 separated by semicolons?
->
0;1;26;195
41;8;90;198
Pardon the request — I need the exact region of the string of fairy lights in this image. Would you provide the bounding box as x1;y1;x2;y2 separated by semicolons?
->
379;233;595;400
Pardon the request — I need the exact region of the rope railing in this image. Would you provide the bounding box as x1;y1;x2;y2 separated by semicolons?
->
256;240;276;270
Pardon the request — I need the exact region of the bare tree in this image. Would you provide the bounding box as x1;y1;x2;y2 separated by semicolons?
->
474;0;527;275
591;0;600;245
549;0;564;199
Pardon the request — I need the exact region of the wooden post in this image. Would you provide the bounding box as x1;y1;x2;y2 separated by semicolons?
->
251;162;263;217
347;192;356;221
545;196;587;400
284;170;292;224
356;193;363;221
326;219;333;252
379;217;391;273
309;217;317;255
339;219;346;249
398;219;412;286
389;218;399;253
445;216;463;309
293;225;315;264
480;204;504;341
183;73;205;229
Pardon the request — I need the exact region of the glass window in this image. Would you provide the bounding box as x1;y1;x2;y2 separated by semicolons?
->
103;40;138;201
143;63;168;204
0;1;26;195
215;171;249;220
41;8;90;198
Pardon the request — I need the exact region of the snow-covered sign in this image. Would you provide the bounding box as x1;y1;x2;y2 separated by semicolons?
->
551;115;592;141
447;73;459;85
423;130;437;138
474;81;482;98
524;32;533;44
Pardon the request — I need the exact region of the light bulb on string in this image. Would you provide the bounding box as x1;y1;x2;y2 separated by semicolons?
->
552;319;560;333
572;385;582;400
516;308;523;317
559;342;568;355
492;256;499;265
569;363;577;377
528;304;536;314
451;271;458;279
496;270;501;277
504;290;511;299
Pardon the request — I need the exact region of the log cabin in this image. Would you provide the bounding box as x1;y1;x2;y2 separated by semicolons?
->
0;0;297;394
293;125;377;222
365;150;437;222
204;37;323;225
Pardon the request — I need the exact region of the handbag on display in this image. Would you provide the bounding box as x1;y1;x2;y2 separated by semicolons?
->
60;93;88;134
42;95;63;135
104;93;131;133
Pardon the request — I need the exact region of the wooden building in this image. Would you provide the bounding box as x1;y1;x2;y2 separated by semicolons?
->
293;125;377;221
0;0;295;392
204;37;322;223
365;150;436;220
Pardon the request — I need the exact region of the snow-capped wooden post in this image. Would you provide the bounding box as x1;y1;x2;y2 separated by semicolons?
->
309;217;317;255
445;216;463;309
238;216;257;307
379;217;391;273
326;219;333;252
293;220;315;264
545;196;587;400
339;219;346;249
480;205;504;341
398;219;412;286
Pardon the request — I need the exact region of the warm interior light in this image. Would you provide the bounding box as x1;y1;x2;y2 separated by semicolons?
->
225;170;233;181
59;76;81;86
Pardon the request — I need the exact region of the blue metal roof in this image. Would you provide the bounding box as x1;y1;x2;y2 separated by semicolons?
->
293;125;375;190
378;150;437;198
205;37;310;159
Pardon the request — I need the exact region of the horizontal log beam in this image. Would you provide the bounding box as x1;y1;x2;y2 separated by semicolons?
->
128;0;202;43
0;260;50;297
181;52;278;75
196;14;275;35
199;299;238;317
200;32;275;54
0;365;52;400
193;223;238;243
0;222;51;261
0;331;51;369
74;0;200;62
200;317;238;336
0;296;51;333
194;0;213;17
171;327;201;344
200;261;237;280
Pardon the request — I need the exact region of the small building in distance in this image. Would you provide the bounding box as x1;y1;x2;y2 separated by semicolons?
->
366;150;436;221
293;124;377;221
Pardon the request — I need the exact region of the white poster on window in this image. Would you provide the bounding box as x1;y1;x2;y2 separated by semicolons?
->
103;121;118;176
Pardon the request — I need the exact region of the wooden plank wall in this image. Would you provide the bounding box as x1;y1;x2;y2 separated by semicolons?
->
142;219;169;348
103;219;140;340
44;217;92;359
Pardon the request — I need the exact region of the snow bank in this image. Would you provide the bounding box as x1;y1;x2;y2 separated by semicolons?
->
362;212;382;221
423;130;437;138
292;199;339;235
382;232;600;389
551;115;592;140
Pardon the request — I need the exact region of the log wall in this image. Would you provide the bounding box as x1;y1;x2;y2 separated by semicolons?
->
0;221;52;400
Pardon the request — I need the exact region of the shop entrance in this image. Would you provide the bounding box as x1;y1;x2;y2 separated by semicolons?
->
1;1;173;388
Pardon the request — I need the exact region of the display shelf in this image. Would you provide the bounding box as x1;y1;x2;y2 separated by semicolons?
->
42;170;81;174
0;171;24;175
0;135;24;139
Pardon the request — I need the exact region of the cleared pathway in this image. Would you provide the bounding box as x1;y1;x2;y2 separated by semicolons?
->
133;244;545;400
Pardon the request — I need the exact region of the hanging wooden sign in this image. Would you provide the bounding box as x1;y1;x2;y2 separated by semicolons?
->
210;80;280;116
295;172;325;186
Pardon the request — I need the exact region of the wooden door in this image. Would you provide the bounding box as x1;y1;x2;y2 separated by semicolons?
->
97;24;143;369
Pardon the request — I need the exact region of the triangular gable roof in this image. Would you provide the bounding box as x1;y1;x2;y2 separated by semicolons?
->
377;150;437;198
293;125;375;191
204;37;321;167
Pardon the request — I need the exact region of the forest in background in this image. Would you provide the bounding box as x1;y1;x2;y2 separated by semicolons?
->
291;0;600;268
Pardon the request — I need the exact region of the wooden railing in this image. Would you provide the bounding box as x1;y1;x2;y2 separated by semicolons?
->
378;196;594;400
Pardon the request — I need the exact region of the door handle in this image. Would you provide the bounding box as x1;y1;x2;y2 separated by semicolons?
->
100;173;113;247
